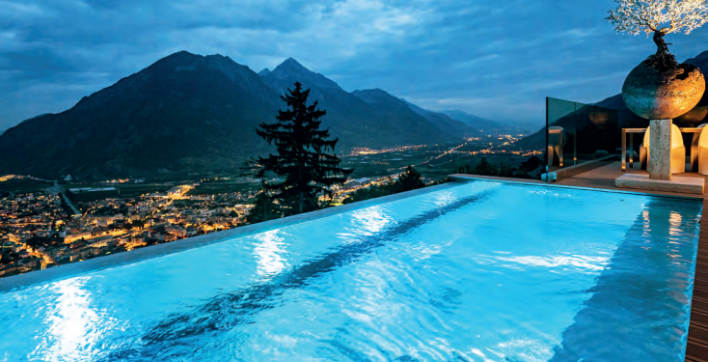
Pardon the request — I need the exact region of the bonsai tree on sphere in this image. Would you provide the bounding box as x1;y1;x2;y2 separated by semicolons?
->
607;0;708;71
607;0;707;122
608;1;708;180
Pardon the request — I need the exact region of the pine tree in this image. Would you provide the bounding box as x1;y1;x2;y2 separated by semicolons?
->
394;166;425;192
256;82;353;215
245;182;282;224
473;158;499;175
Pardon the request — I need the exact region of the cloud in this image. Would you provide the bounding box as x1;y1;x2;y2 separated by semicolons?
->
454;54;501;68
0;0;707;131
0;0;52;17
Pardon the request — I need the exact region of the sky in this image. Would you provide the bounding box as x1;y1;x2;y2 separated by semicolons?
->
1;0;708;133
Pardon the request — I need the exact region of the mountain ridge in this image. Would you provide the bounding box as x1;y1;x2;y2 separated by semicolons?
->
0;51;487;179
399;99;479;137
0;51;282;179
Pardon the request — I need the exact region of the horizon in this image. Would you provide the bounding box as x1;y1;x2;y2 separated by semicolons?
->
1;0;708;131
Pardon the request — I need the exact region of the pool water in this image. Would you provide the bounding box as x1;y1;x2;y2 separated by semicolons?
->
0;180;702;362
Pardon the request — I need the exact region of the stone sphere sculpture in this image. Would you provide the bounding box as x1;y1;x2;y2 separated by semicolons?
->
674;105;708;127
674;86;708;126
622;62;705;120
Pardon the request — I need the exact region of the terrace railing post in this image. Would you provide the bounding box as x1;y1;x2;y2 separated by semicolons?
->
629;133;633;168
573;131;577;166
559;131;564;167
621;128;626;171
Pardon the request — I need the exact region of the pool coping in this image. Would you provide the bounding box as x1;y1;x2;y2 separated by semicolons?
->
1;176;703;294
450;174;706;201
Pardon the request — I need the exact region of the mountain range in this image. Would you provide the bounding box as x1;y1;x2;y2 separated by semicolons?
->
439;110;505;134
0;51;502;180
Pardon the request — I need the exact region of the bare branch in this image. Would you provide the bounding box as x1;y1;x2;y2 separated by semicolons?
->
607;0;708;36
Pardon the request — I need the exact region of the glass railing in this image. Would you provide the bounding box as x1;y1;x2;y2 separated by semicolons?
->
545;97;620;178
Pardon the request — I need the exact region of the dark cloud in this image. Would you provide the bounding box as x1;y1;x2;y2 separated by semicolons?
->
0;0;707;131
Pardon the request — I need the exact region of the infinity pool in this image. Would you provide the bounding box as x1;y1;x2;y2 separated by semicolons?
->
0;180;702;361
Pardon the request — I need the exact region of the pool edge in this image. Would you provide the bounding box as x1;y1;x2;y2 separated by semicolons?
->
450;174;705;201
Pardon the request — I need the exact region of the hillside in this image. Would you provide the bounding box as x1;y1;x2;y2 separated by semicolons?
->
350;89;477;141
260;59;461;149
441;110;506;135
401;100;478;137
0;51;281;180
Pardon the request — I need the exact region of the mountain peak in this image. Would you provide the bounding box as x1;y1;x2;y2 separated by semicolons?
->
173;50;194;56
266;57;342;91
258;68;271;76
164;50;198;60
685;50;708;70
141;51;259;85
693;50;708;61
281;57;304;69
153;51;237;69
270;57;308;75
272;57;311;75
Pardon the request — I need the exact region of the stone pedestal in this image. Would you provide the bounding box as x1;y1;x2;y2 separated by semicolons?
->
615;173;704;195
648;119;672;180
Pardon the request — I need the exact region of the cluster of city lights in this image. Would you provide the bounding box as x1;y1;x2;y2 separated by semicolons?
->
345;144;428;156
0;174;52;183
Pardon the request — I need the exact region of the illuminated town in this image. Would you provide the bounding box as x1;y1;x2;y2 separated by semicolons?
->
0;183;261;277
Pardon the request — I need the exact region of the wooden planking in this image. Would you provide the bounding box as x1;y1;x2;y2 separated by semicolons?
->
686;199;708;361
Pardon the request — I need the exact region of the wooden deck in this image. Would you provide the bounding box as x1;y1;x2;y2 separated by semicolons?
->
687;199;708;362
455;161;708;360
557;161;708;200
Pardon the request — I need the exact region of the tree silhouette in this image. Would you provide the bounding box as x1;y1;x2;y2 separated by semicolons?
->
256;82;353;215
394;166;425;192
473;158;497;175
245;181;283;224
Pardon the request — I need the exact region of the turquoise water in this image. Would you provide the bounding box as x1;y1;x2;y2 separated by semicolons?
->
0;181;702;362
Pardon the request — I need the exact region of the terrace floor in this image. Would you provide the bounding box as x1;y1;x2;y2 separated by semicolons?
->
558;161;708;200
453;161;708;361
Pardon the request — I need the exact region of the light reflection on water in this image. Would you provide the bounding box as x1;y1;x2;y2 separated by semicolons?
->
495;255;609;272
253;230;289;279
31;278;117;362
